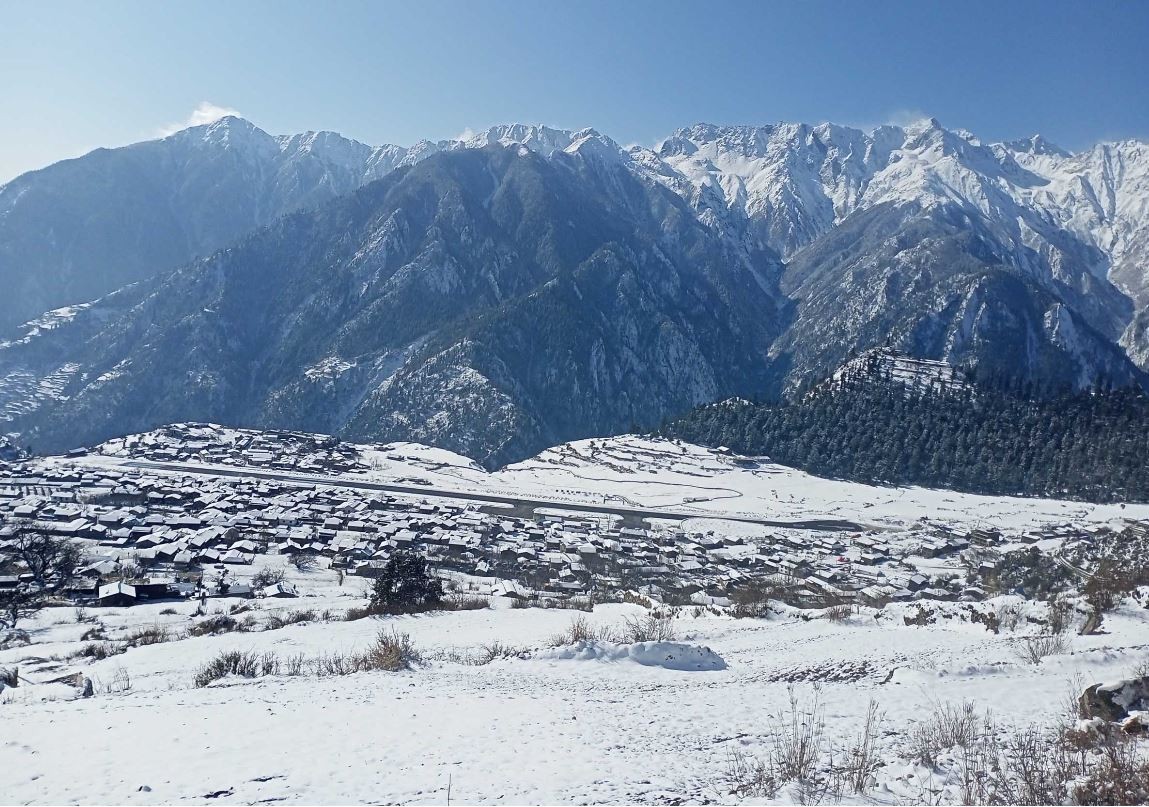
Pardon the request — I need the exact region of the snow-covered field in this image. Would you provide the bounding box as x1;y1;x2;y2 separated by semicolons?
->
2;559;1147;805
7;431;1148;804
90;432;1149;533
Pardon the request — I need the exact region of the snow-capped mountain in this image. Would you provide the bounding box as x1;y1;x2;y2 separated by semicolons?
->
0;116;1146;464
0;117;458;331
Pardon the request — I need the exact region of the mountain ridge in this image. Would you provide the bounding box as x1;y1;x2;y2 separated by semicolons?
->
1;115;1147;465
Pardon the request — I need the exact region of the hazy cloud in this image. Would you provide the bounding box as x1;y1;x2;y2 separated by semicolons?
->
883;109;934;128
158;102;243;136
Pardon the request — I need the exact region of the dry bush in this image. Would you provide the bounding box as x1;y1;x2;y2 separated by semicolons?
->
723;686;836;799
360;629;421;671
313;630;420;675
193;650;263;687
102;664;132;695
73;606;93;623
187;613;246;637
1016;633;1070;665
123;624;172;647
618;612;676;643
730;581;788;617
72;641;126;661
443;593;490;611
475;641;524;664
823;604;852;622
843;699;884;793
945;717;1149;805
251;566;287;589
265;608;316;630
1045;594;1074;634
80;625;107;642
996;601;1025;632
548;615;611;646
343;605;371;621
289;553;317;572
159;607;179;616
0;666;18;687
543;596;594;612
911;700;992;768
283;653;308;676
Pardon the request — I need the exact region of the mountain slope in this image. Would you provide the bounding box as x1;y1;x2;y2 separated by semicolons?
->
0;144;782;464
1;116;1148;463
0;117;454;330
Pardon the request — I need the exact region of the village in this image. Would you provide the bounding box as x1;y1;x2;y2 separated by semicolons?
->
2;424;1141;614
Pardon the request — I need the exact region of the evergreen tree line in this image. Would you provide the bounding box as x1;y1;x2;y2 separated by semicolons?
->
660;366;1149;503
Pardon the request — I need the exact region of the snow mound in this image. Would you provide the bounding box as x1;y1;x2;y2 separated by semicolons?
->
534;640;726;671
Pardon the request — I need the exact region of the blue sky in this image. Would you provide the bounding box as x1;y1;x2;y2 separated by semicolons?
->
2;0;1147;183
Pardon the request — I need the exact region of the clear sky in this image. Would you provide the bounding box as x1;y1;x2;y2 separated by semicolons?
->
3;0;1148;183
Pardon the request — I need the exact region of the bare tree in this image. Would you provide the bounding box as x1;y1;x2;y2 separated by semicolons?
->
290;552;317;572
0;521;82;630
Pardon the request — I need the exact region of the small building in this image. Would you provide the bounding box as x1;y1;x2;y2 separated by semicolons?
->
97;581;137;607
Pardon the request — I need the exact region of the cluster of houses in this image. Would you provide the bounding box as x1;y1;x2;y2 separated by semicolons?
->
98;423;372;474
2;430;1139;611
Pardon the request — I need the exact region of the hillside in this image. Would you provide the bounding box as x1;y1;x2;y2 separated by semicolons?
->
662;353;1149;502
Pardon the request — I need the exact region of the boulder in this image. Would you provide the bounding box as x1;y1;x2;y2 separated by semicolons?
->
1079;677;1149;722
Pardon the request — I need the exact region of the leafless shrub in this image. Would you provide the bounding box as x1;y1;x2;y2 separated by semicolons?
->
723;686;831;799
360;629;420;671
80;625;107;642
823;604;852;622
618;612;676;642
343;605;371;621
730;580;791;617
73;606;93;623
943;714;1149;805
843;699;884;793
911;700;991;768
996;601;1024;632
548;615;612;646
187;613;245;637
72;641;126;661
289;553;317;572
265;608;316;630
193;650;262;687
123;624;172;647
159;607;179;616
102;664;132;695
313;630;420;675
1046;594;1073;635
443;593;490;611
258;651;281;677
283;653;307;676
475;641;525;664
547;596;594;612
251;566;287;589
1016;633;1070;665
724;746;780;799
0;666;18;688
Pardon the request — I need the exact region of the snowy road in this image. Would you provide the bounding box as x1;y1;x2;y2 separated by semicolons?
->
118;459;867;532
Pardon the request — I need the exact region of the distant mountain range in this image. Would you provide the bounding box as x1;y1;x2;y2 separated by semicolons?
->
0;116;1147;465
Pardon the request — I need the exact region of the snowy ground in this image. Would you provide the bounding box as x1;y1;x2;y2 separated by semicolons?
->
2;559;1147;805
8;432;1149;804
87;433;1149;533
